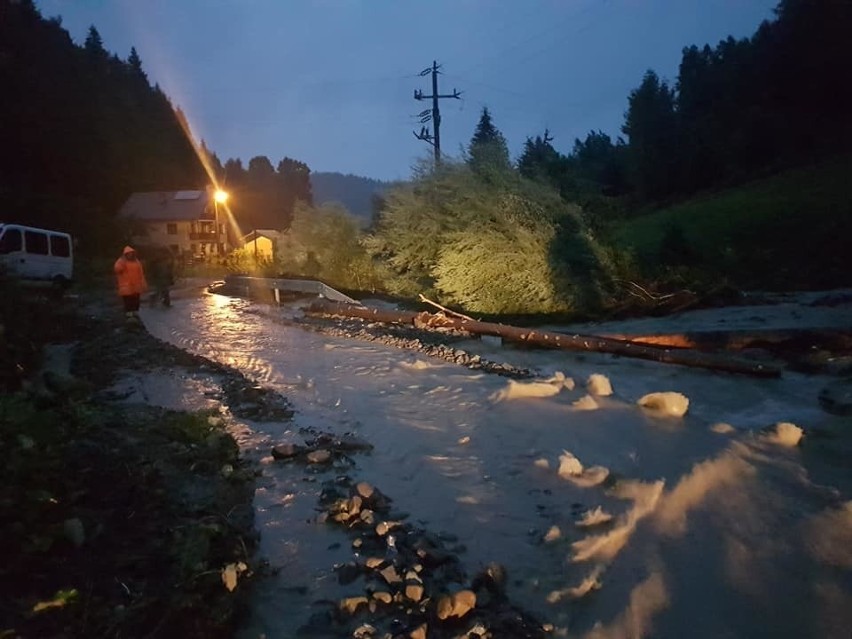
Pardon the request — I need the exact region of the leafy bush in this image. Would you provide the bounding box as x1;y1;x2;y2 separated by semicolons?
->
278;203;383;291
434;218;563;313
367;160;622;314
223;247;277;277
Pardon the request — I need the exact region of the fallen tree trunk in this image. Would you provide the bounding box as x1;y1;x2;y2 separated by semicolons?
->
305;300;782;378
600;329;852;352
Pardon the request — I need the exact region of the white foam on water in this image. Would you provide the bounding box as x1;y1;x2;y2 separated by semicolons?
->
558;452;610;487
576;506;614;528
399;359;437;371
762;421;804;447
548;565;605;603
543;525;562;543
573;394;600;411
653;448;755;537
583;572;668;639
803;501;852;569
710;422;736;434
491;379;563;401
572;480;665;563
587;373;613;396
543;370;575;390
637;392;690;417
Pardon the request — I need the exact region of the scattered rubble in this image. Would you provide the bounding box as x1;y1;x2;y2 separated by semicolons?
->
265;429;551;638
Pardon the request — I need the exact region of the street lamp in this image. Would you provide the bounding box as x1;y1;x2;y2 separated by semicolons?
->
213;189;228;256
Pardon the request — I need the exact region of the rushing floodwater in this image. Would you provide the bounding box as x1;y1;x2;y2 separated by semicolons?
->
140;291;852;638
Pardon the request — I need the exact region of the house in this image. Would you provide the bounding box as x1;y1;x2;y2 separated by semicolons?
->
116;188;229;259
240;229;284;261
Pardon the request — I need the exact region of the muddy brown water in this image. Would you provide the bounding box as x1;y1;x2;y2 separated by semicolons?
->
138;289;851;638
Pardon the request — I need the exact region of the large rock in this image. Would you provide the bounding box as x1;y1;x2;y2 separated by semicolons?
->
405;571;424;602
334;434;374;452
339;596;369;615
306;449;332;464
271;442;303;460
436;590;476;620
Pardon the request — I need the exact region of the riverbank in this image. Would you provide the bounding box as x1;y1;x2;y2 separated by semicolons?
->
0;287;292;638
2;284;559;639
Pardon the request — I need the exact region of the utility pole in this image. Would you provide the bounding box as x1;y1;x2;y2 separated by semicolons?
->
413;61;462;164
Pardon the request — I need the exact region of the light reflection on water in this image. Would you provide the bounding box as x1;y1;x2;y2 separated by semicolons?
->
140;293;852;638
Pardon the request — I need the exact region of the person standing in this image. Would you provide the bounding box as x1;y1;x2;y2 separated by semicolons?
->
114;245;147;322
148;247;175;308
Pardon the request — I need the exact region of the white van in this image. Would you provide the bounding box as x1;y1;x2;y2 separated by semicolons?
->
0;223;74;291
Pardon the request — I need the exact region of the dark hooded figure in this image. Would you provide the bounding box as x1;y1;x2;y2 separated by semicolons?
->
147;247;175;308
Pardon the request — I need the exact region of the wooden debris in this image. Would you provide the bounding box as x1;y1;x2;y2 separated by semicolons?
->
306;300;782;377
418;293;475;321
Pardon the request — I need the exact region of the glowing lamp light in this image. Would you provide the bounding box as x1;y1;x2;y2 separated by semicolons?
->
214;189;229;204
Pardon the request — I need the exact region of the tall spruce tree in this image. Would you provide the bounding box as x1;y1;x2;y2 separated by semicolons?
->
127;46;145;78
277;157;313;208
84;25;106;58
468;107;511;180
622;70;677;200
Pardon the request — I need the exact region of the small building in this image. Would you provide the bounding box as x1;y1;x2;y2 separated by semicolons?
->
117;188;229;259
240;229;284;261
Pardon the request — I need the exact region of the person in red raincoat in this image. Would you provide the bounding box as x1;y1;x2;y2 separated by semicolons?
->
114;245;147;321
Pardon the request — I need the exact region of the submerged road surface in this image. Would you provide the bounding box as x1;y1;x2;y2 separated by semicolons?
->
141;291;852;638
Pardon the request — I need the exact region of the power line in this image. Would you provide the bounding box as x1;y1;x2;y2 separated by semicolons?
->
412;61;462;165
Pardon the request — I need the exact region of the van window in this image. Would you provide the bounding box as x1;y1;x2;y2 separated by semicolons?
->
0;228;23;254
50;234;71;257
25;231;49;255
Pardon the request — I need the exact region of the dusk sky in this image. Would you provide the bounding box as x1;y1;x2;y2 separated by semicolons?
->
37;0;777;181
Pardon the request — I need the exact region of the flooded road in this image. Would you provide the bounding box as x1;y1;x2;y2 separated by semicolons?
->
141;291;852;638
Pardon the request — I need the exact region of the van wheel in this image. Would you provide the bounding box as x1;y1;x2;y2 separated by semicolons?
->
51;275;69;299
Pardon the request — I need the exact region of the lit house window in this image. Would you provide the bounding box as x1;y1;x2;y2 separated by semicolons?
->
166;223;178;235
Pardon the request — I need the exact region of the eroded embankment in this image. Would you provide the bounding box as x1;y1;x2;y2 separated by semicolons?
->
0;293;292;638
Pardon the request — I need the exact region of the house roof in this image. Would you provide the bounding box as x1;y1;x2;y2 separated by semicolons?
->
241;229;284;242
117;190;214;222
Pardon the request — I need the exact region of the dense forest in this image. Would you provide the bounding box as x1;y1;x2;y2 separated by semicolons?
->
2;0;849;309
0;0;206;250
514;0;852;207
0;0;313;251
210;154;313;238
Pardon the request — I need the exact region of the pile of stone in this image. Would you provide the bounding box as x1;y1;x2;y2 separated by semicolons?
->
268;425;551;637
290;315;532;380
221;377;295;421
271;430;374;466
298;476;549;638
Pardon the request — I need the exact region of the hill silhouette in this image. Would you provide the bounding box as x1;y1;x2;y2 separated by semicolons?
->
310;172;398;224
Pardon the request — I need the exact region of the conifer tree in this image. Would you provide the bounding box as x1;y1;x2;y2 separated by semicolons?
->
84;25;106;58
127;46;145;78
468;107;511;179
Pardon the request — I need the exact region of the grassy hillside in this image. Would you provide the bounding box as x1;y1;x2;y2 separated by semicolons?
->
612;156;852;290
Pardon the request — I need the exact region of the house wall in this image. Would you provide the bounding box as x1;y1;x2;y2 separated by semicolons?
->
130;220;227;257
244;236;275;260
